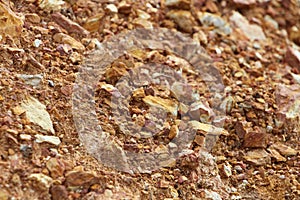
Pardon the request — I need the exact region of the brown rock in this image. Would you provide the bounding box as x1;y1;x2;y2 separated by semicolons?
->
46;158;65;178
50;185;68;200
52;12;89;36
25;13;40;24
118;1;132;14
235;121;251;139
65;170;99;187
289;26;300;45
158;179;169;188
83;13;105;32
244;149;271;166
243;130;267;148
166;10;196;33
53;33;85;52
194;135;205;146
0;2;24;39
270;143;298;157
267;147;287;162
285;46;300;71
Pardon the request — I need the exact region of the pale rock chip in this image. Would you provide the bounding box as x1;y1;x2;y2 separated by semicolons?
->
35;134;61;146
13;96;55;134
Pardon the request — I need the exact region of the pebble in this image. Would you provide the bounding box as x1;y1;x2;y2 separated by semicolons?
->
28;173;53;189
204;190;222;200
46;158;65;178
25;13;41;24
158;180;169;188
243;131;267;148
33;39;42;48
264;15;279;29
38;0;65;12
35;134;61;146
230;11;266;41
270;142;298;156
65;170;99;187
289;26;300;45
17;74;43;87
197;12;232;35
48;80;55;87
13;96;55;133
50;185;68;200
19;134;32;141
143;96;178;116
243;149;271;166
106;4;118;13
53;33;85;52
166;10;196;33
267;146;287;162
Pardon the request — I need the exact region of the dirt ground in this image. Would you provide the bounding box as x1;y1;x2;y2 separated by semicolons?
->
0;0;300;199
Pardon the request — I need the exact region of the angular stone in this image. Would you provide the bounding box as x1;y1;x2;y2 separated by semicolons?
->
188;120;229;136
50;185;68;200
83;13;104;32
13;96;54;133
65;170;99;187
53;33;85;52
17;74;43;87
52;12;89;36
46;158;65;178
244;149;271;166
270;143;298;157
28;173;53;189
38;0;66;12
166;10;196;33
35;134;61;146
25;13;40;24
243;131;267;148
267;147;286;162
197;12;232;35
143;96;178;116
230;11;266;41
132;18;153;29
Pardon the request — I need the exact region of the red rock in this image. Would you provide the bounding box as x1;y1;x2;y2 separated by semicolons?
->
235;121;250;139
285;46;300;71
243;131;267;148
50;185;68;200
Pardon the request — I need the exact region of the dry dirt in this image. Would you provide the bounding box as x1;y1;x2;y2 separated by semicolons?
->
0;0;300;199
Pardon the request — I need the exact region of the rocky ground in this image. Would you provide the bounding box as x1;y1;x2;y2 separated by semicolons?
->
0;0;300;199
